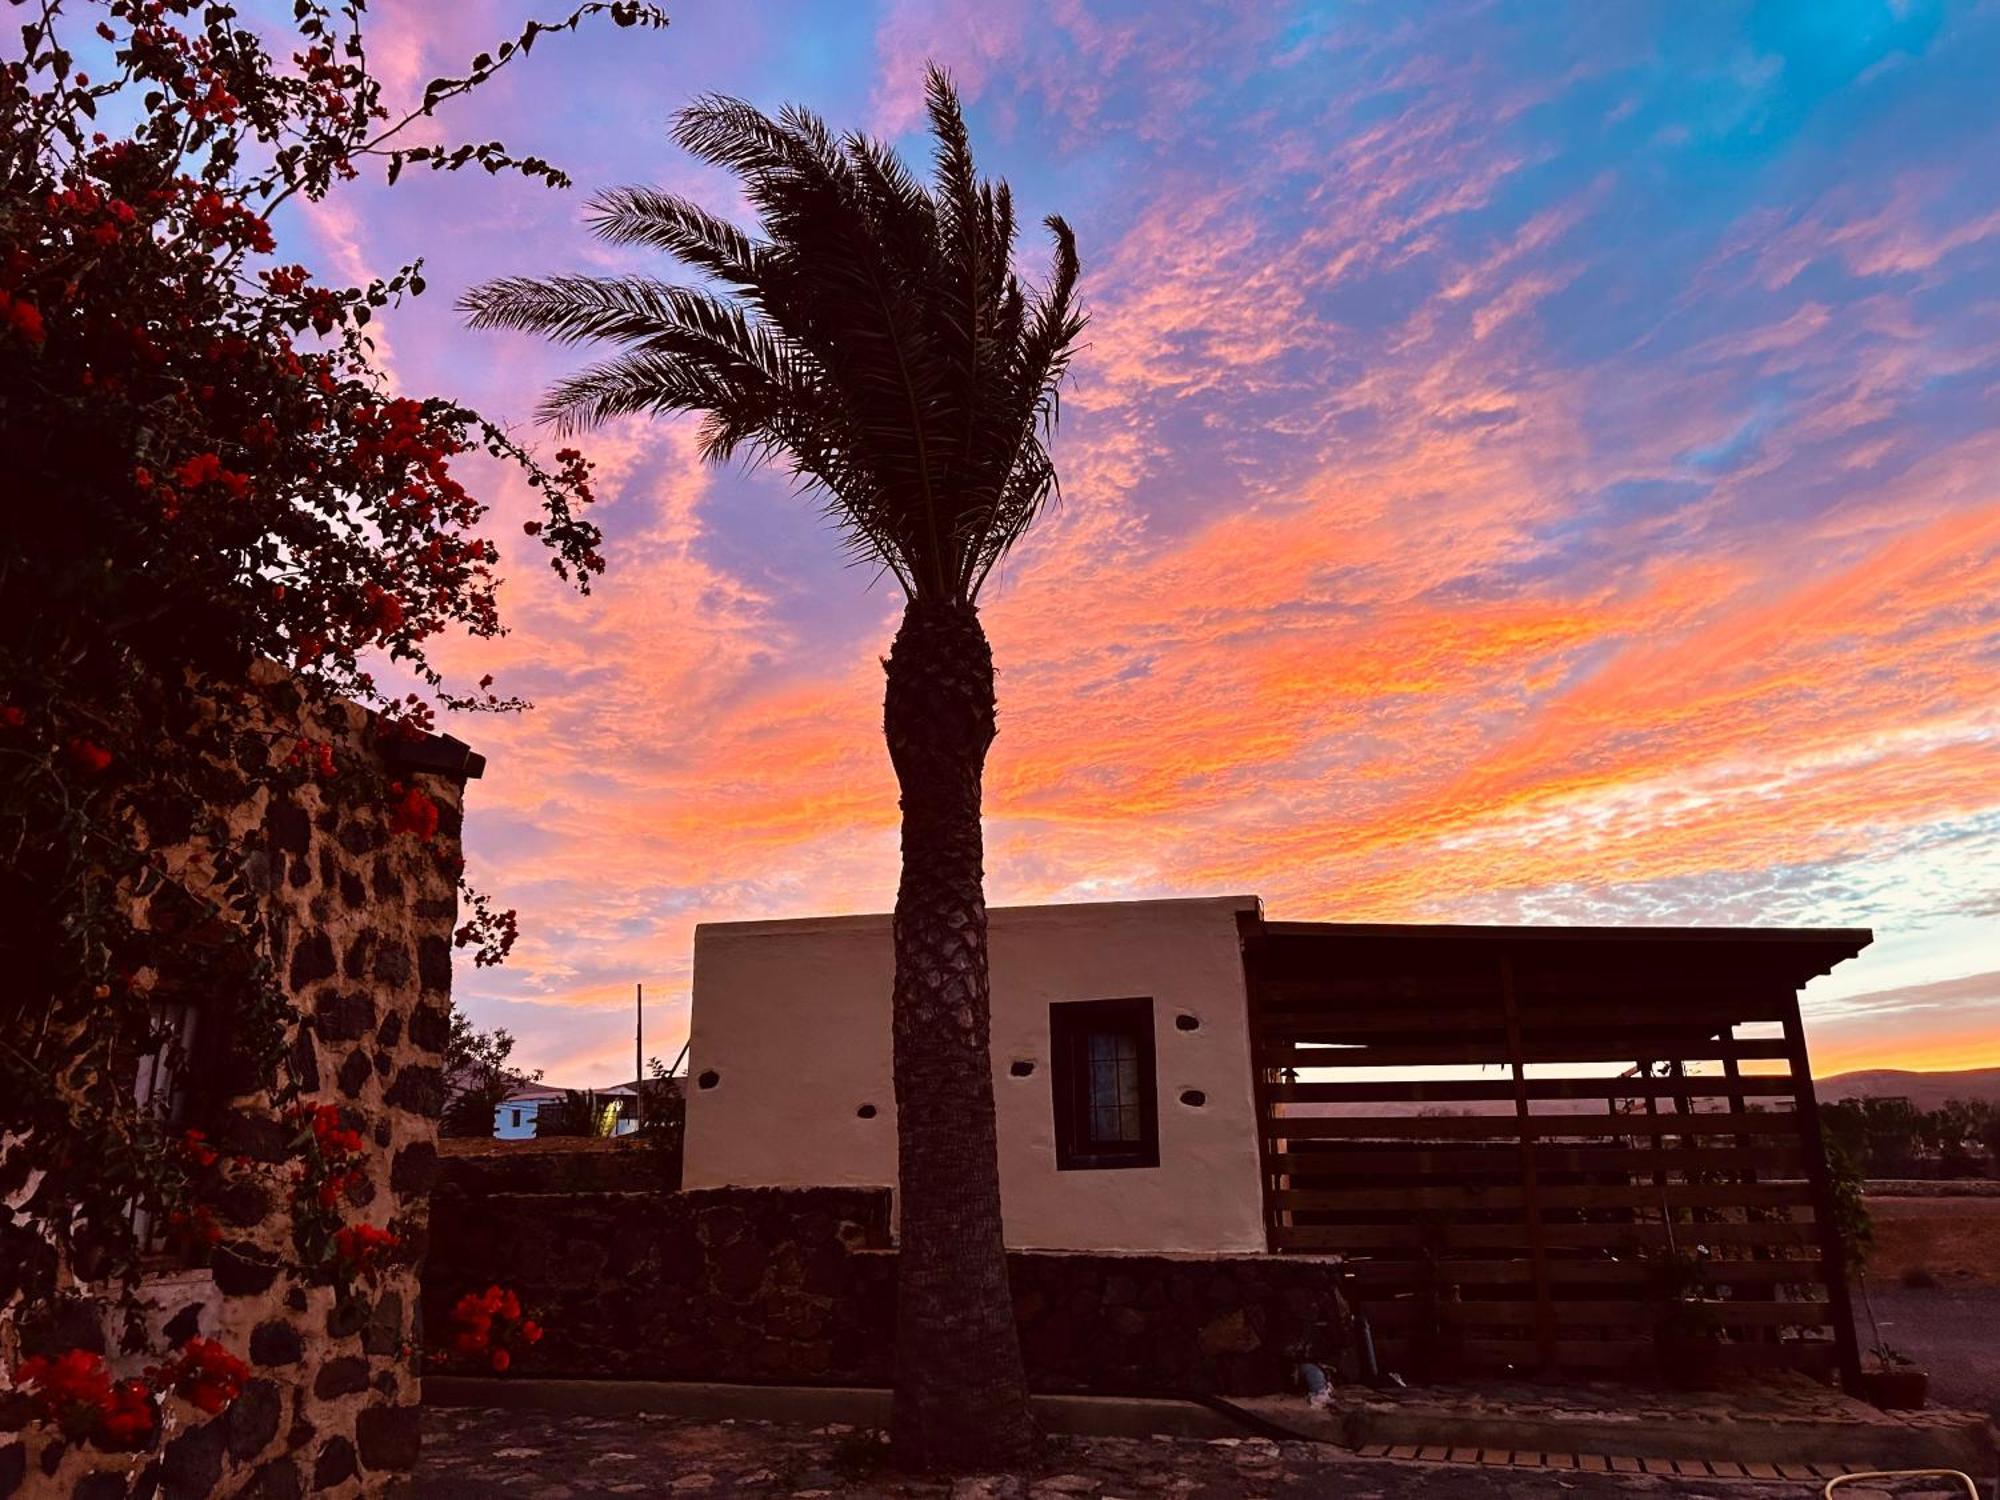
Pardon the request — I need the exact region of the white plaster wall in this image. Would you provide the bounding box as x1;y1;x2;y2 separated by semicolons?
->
681;895;1268;1254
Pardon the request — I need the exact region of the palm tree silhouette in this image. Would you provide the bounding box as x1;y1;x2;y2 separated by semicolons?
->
461;67;1083;1468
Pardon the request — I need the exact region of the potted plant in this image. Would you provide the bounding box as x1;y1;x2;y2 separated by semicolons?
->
1859;1345;1929;1410
1652;1245;1727;1389
1412;1228;1467;1383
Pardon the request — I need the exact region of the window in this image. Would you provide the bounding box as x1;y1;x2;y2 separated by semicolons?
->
510;1109;521;1128
132;997;203;1252
1049;997;1159;1170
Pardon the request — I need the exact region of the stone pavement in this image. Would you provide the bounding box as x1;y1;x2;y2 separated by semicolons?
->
418;1404;1859;1498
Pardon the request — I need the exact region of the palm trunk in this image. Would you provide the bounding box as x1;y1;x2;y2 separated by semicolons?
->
882;598;1035;1471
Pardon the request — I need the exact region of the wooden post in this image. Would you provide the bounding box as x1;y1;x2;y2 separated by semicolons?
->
635;982;643;1132
1500;953;1557;1373
1782;998;1863;1394
1236;912;1283;1251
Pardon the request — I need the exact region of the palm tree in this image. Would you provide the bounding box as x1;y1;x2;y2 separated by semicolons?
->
461;69;1083;1469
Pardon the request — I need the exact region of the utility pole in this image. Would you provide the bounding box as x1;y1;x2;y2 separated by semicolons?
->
635;981;643;1131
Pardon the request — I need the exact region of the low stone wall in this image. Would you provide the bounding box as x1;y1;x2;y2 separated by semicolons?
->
437;1137;681;1197
424;1186;895;1384
1007;1249;1346;1395
422;1184;1344;1396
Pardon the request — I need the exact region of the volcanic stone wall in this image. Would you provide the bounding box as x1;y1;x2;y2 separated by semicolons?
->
423;1177;1347;1397
6;672;470;1500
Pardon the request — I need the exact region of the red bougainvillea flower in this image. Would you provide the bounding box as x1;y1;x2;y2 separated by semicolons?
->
387;782;439;841
285;738;337;778
448;1284;539;1372
164;1204;222;1248
361;581;405;638
99;1379;158;1448
0;291;46;345
334;1222;403;1283
11;1348;158;1449
173;450;251;499
66;737;113;773
149;1337;249;1416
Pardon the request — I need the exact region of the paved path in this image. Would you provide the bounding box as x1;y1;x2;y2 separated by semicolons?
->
1864;1286;2000;1426
419;1404;1829;1499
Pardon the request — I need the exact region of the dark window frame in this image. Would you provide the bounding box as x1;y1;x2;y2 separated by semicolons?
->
1049;996;1160;1171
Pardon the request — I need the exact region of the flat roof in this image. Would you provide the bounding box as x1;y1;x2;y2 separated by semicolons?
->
696;893;1261;939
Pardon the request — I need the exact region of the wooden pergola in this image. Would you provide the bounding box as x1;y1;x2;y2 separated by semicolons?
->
1239;916;1871;1390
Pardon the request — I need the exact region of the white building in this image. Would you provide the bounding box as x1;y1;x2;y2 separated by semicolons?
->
494;1081;642;1140
679;895;1873;1383
682;895;1269;1253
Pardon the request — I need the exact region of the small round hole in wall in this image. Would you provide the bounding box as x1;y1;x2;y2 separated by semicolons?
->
1175;1013;1200;1032
856;1103;877;1119
1179;1089;1206;1108
1009;1059;1035;1078
696;1069;720;1090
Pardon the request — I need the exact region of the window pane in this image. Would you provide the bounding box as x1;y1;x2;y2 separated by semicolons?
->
1084;1031;1140;1143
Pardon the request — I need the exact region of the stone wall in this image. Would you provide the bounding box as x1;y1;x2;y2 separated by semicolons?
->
437;1136;681;1198
3;673;472;1499
423;1180;1346;1397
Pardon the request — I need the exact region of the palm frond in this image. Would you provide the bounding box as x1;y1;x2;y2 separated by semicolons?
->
586;188;767;287
467;68;1085;603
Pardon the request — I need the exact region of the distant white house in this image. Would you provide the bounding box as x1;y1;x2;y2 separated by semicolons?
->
493;1081;643;1140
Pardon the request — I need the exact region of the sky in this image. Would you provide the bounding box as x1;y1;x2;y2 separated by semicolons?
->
282;0;1999;1086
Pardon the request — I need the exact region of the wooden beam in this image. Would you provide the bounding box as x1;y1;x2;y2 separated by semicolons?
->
1784;999;1864;1395
1499;953;1558;1373
1260;1036;1794;1067
1267;1076;1797;1104
1336;1257;1824;1287
1271;1181;1816;1212
1237;910;1284;1252
1272;1219;1821;1251
1266;1143;1806;1177
1263;1110;1804;1140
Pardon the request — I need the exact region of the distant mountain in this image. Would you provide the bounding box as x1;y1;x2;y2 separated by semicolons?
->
1815;1068;2000;1111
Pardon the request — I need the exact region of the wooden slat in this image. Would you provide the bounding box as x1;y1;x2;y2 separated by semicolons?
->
1367;1337;1655;1370
1263;1037;1794;1067
1362;1337;1838;1374
1265;1110;1802;1141
1272;1181;1816;1212
1337;1257;1825;1288
1267;1145;1806;1178
1359;1299;1830;1331
1272;1220;1820;1251
1268;1076;1798;1104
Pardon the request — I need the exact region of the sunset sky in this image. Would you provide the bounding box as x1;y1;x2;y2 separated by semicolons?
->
292;1;1999;1085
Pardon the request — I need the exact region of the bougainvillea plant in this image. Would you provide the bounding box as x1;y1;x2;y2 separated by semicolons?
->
0;0;664;1406
446;1285;543;1373
147;1336;251;1417
4;1349;158;1451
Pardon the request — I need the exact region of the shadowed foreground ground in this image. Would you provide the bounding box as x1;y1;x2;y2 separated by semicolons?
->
417;1405;1824;1498
1865;1286;2000;1426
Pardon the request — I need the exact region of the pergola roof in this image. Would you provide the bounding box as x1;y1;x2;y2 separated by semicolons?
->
1243;917;1872;999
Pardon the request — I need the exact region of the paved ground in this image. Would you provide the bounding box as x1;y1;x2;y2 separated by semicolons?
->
418;1405;1834;1499
1864;1286;2000;1425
